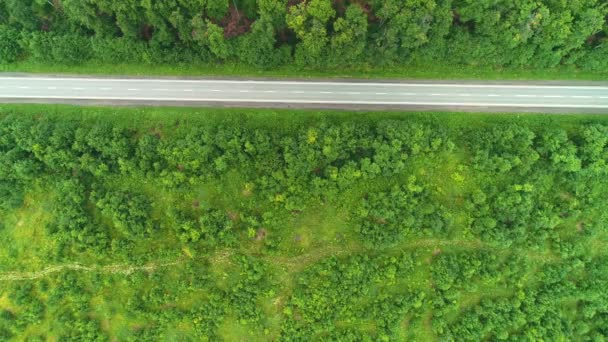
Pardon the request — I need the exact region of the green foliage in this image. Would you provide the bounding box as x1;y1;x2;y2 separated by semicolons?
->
92;189;153;239
47;179;109;251
28;32;93;65
286;0;335;66
228;255;273;325
371;0;448;63
0;108;608;340
356;178;451;247
0;118;36;209
469;125;540;174
205;21;230;60
468;183;561;247
171;207;236;246
3;0;40;31
281;252;422;340
1;0;607;72
90;37;149;64
0;25;22;63
328;5;368;66
237;18;289;68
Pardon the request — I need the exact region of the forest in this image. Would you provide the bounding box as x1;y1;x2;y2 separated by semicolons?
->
0;105;606;340
0;0;607;72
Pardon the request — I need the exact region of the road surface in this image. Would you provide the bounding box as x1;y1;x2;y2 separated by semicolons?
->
0;76;607;112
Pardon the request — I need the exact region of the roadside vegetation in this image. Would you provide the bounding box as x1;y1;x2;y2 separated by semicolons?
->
1;1;608;79
0;105;607;340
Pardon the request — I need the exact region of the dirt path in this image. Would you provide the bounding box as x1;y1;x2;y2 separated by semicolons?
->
0;238;532;282
0;260;183;281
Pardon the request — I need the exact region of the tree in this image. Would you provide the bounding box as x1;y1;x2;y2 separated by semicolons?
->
0;2;8;25
286;0;335;67
370;0;447;63
205;0;230;20
237;18;288;67
536;129;581;173
4;0;39;31
191;17;230;60
258;0;287;28
328;5;368;66
27;32;93;64
91;36;149;64
356;178;450;247
0;25;22;62
110;0;148;39
48;179;108;250
61;0;119;36
92;189;153;239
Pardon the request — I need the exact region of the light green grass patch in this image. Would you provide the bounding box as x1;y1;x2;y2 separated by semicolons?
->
1;189;56;272
2;61;607;81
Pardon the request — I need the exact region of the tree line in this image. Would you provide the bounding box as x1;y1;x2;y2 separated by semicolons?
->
0;0;607;71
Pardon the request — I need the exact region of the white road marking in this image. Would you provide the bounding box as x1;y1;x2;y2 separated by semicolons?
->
600;96;608;99
239;90;249;93
430;94;442;96
487;94;501;97
3;76;608;90
100;87;112;90
127;89;139;91
183;89;193;92
72;87;84;90
320;92;333;94
210;89;221;92
265;90;276;93
4;95;608;108
400;93;416;96
375;93;387;95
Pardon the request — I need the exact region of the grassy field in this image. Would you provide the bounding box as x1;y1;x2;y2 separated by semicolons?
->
0;105;607;340
2;61;607;81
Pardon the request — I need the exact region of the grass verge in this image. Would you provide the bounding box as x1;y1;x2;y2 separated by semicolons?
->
2;61;607;81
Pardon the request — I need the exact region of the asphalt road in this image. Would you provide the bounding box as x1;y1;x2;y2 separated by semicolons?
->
1;76;607;112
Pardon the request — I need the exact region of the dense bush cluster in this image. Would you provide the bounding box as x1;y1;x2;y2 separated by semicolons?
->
0;0;607;70
0;110;607;340
355;178;451;247
433;256;608;340
281;252;423;340
92;188;153;239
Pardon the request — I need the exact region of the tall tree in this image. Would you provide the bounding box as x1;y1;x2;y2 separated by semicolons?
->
370;0;447;63
286;0;335;67
4;0;39;30
0;25;22;62
60;0;118;36
328;4;368;66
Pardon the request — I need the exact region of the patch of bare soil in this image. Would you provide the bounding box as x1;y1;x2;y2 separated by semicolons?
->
255;228;268;241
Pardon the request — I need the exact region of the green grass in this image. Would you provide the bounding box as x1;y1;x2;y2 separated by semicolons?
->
1;103;607;131
2;61;607;81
